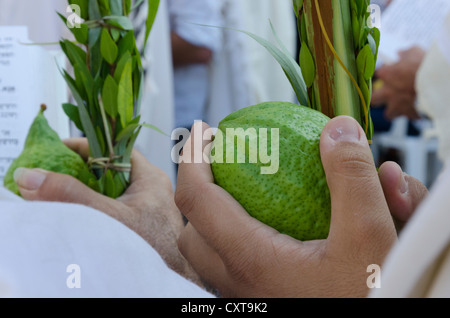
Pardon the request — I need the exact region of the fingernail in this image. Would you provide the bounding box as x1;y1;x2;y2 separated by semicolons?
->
13;168;47;191
327;116;361;142
400;173;409;194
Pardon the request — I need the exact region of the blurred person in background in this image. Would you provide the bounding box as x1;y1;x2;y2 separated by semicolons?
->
168;0;225;131
372;47;426;121
169;0;297;131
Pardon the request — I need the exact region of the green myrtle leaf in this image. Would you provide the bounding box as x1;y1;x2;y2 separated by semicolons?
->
100;28;118;64
88;27;102;48
61;69;102;159
57;13;89;45
109;0;123;16
97;0;111;16
122;126;142;182
110;28;121;42
60;39;86;67
113;173;126;198
117;30;137;59
102;75;119;118
300;10;308;43
74;23;89;45
370;27;381;61
359;78;371;111
89;38;103;77
117;59;134;127
89;0;101;19
352;14;360;49
62;103;83;131
68;0;89;20
124;0;132;16
73;65;89;101
144;0;160;50
114;51;132;82
95;125;106;155
104;16;134;30
135;71;144;115
299;42;316;88
115;123;140;143
104;170;116;198
293;0;304;17
357;44;375;81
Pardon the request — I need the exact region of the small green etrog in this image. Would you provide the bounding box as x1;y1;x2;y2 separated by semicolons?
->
3;105;99;196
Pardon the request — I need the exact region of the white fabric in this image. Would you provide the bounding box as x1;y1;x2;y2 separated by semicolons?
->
371;13;450;298
171;0;297;130
168;0;223;53
238;0;297;105
0;0;71;49
168;0;226;129
134;0;177;186
416;13;450;168
0;187;213;298
206;0;297;129
370;161;450;297
204;0;253;128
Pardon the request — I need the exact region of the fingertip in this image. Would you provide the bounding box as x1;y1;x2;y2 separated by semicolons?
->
14;168;48;193
378;161;405;192
320;116;367;157
378;161;411;223
62;138;90;161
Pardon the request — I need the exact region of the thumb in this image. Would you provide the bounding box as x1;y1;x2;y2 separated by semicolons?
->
14;167;100;208
320;117;395;247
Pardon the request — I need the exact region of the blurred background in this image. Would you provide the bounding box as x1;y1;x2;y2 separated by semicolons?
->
0;0;447;188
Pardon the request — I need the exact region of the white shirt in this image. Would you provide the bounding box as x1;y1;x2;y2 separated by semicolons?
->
0;187;213;298
168;0;225;129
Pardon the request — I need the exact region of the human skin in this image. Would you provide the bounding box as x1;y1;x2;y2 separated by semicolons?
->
175;117;428;297
171;32;213;67
372;46;426;120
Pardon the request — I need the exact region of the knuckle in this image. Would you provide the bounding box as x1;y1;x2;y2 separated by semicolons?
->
38;172;77;202
330;146;375;178
174;183;200;219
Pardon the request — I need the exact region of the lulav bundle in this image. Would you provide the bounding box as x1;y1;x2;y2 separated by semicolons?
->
58;0;160;198
294;0;380;141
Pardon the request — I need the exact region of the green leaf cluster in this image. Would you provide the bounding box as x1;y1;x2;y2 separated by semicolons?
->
58;0;160;198
351;0;381;140
293;0;380;141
